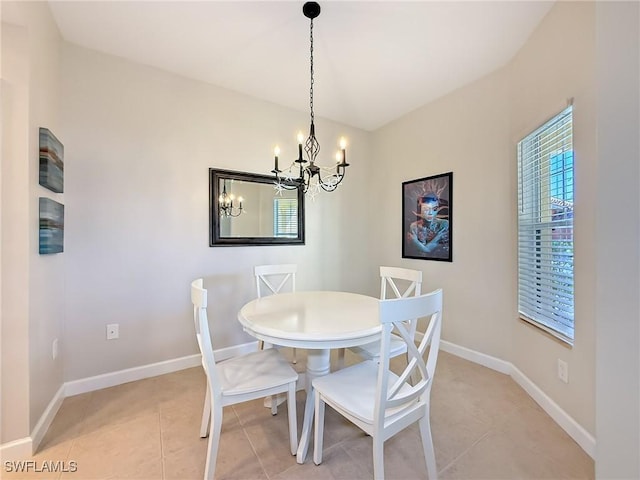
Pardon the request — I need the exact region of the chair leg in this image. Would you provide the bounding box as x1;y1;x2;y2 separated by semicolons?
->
419;415;438;480
372;436;385;480
287;383;298;455
297;386;316;464
271;395;278;415
204;404;222;480
292;347;297;364
258;340;264;350
200;385;211;438
313;393;326;465
336;348;345;369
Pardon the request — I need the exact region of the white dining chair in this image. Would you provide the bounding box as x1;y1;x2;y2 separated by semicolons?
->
191;278;212;439
336;266;422;368
191;279;299;480
254;264;298;363
313;289;442;480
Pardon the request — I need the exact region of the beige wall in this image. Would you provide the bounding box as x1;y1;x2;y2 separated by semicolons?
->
1;1;64;443
595;2;640;477
508;1;596;435
372;1;597;436
59;43;372;381
371;67;513;360
1;21;31;445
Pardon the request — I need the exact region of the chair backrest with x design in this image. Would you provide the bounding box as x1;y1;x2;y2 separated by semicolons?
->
380;266;423;338
312;288;443;479
254;264;297;298
376;289;442;425
380;266;422;299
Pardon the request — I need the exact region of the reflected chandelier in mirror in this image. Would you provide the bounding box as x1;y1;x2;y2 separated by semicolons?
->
218;179;244;218
209;168;305;247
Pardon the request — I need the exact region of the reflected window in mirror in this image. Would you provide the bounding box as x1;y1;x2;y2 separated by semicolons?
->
209;169;305;246
274;198;298;238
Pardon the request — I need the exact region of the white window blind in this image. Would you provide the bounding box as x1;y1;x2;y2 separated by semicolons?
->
517;105;574;342
274;198;298;238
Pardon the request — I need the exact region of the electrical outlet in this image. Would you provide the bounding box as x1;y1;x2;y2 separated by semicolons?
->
557;359;569;383
52;338;59;359
106;323;119;340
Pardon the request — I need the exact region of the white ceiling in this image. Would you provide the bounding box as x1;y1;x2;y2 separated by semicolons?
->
47;1;554;131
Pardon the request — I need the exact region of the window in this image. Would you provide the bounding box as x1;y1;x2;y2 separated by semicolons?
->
274;198;298;238
517;106;574;342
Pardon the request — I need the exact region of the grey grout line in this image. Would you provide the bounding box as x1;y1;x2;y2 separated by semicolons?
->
436;427;493;477
242;424;271;480
158;409;167;480
232;403;272;480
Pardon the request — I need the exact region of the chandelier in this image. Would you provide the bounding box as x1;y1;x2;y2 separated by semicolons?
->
218;180;244;218
271;1;349;196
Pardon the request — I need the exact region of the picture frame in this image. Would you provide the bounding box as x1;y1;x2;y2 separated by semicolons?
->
402;172;453;262
39;127;64;193
39;197;64;254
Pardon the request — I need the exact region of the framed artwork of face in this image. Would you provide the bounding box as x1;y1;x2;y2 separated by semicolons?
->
402;172;452;262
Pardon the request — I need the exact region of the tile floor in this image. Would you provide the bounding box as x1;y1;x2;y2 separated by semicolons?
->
3;350;594;479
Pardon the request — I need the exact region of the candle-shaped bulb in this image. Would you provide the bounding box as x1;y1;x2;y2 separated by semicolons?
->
274;145;280;171
238;196;244;209
339;137;347;165
297;132;304;161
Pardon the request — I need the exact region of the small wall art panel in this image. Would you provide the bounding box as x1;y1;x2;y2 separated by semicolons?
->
39;127;64;193
39;197;64;254
402;172;453;262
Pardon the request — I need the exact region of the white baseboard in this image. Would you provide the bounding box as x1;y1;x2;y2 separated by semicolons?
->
0;437;32;462
510;365;596;458
65;341;258;397
440;339;596;459
31;384;65;453
64;354;202;396
214;341;258;362
1;341;259;457
0;384;65;461
440;340;511;374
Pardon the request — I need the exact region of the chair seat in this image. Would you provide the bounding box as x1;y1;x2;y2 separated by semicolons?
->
218;348;298;396
348;333;407;360
312;360;416;425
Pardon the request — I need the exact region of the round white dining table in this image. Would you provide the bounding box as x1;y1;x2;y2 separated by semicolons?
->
238;290;381;463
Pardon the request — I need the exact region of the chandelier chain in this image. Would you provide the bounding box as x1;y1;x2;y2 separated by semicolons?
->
309;18;315;125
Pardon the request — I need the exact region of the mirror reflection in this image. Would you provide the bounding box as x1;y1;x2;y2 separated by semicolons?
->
210;169;305;246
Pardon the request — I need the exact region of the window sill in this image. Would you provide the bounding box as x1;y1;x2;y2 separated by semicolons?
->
518;316;574;348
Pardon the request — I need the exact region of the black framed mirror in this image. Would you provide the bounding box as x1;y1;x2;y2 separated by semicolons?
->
209;168;305;246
